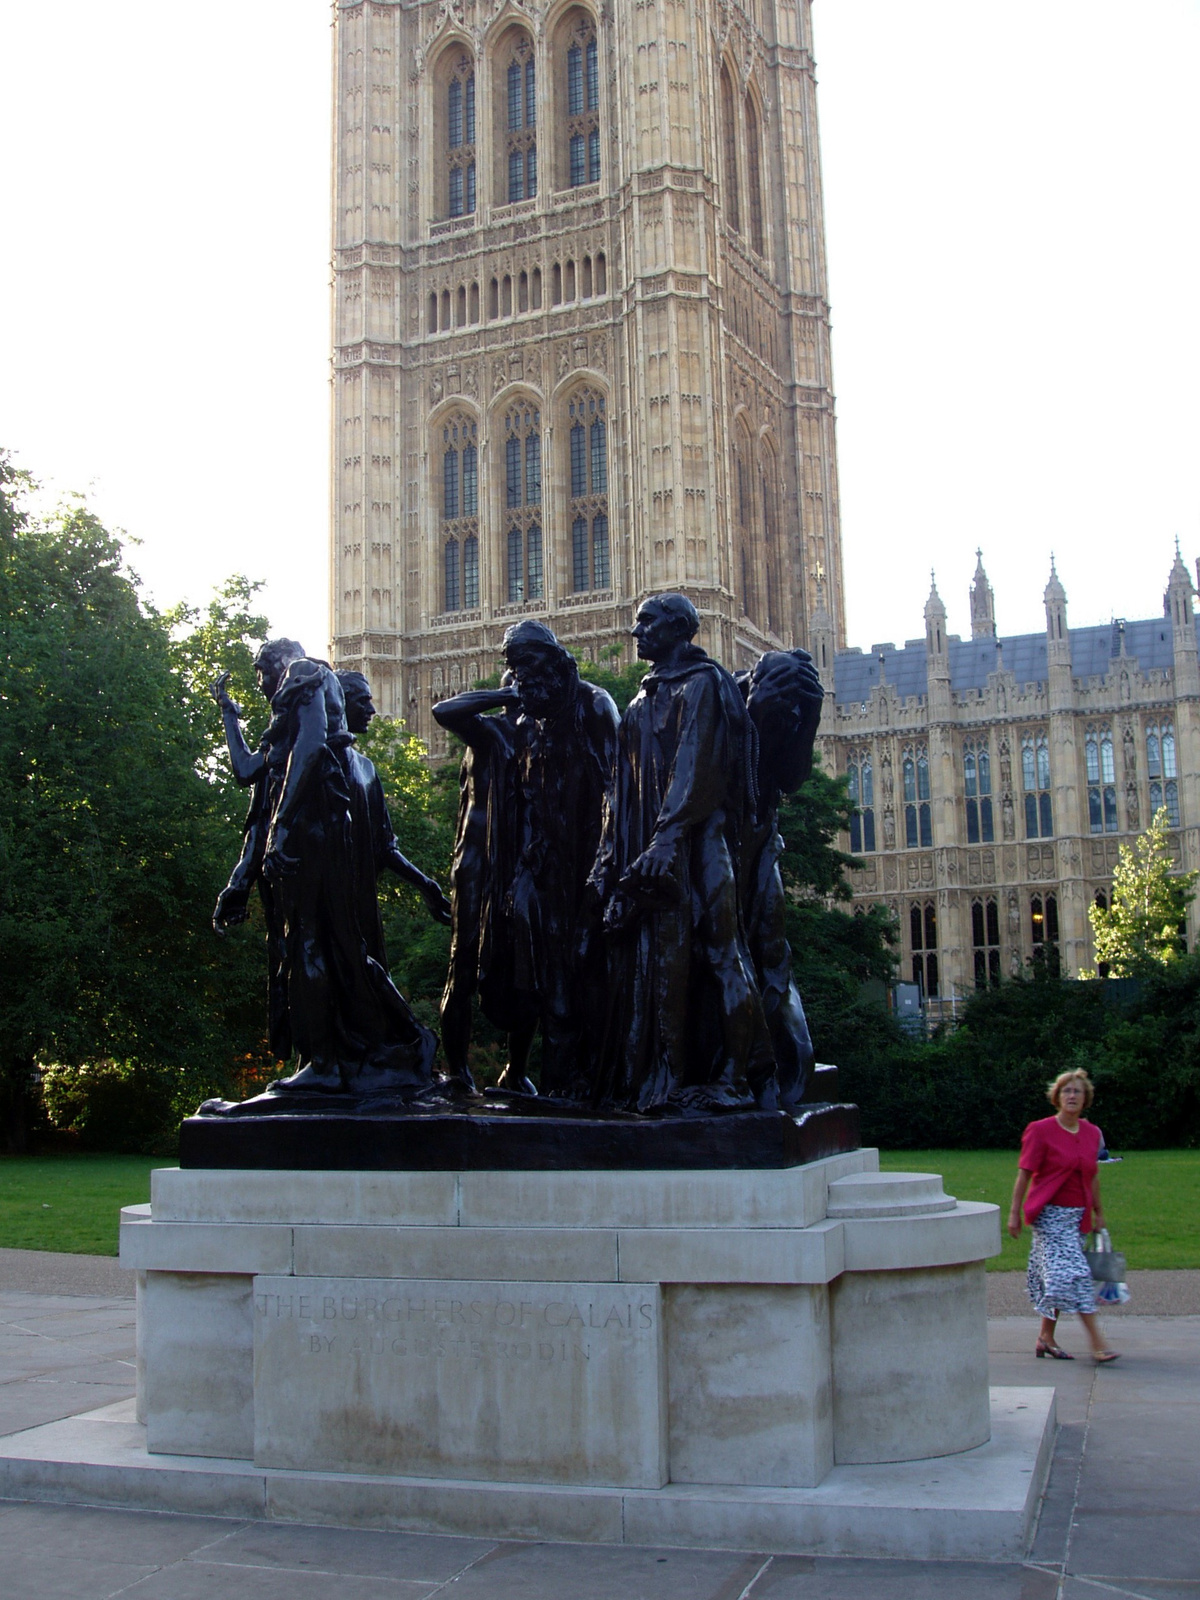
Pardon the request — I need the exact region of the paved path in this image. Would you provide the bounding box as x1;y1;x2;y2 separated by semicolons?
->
0;1257;1197;1598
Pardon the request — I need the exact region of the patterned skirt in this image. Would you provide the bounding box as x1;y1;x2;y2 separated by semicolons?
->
1028;1204;1096;1317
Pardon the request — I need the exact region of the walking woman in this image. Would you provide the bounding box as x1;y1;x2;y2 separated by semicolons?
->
1008;1068;1120;1364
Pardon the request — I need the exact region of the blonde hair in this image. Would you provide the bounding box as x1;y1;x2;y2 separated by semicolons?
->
1047;1068;1094;1109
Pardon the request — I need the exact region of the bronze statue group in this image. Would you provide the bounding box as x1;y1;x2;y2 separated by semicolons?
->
212;594;824;1119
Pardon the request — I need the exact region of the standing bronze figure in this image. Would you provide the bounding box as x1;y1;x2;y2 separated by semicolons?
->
739;649;825;1110
211;642;441;1099
591;595;775;1113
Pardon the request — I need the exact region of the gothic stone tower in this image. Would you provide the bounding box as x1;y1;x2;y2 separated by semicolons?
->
330;0;846;751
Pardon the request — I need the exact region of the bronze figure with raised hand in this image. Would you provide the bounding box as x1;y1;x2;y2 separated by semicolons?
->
209;642;439;1100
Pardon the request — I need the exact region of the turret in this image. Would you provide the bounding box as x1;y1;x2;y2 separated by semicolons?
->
1044;557;1070;667
1166;541;1199;696
924;572;951;723
969;549;996;639
1166;540;1195;637
809;572;835;690
924;572;948;666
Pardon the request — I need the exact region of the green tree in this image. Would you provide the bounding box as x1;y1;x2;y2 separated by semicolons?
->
776;763;900;1078
0;459;270;1149
1089;807;1198;977
354;714;458;1027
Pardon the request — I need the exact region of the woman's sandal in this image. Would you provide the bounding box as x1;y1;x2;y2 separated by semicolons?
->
1035;1339;1074;1360
1092;1350;1121;1365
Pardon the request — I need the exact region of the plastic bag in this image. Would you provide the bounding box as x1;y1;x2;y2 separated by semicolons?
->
1095;1278;1131;1305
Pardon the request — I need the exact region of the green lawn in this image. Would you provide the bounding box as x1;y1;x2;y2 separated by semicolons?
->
879;1149;1200;1271
0;1155;160;1256
0;1149;1197;1267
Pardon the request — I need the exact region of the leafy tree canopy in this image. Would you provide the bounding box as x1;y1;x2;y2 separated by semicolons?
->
0;456;270;1147
1088;807;1198;978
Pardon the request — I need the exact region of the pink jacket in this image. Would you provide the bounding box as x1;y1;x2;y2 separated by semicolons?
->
1019;1115;1101;1233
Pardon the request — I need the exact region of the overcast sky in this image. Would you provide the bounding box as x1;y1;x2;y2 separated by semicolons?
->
2;1;1196;663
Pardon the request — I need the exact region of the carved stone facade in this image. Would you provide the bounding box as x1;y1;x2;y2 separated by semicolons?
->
330;0;846;753
818;551;1200;1009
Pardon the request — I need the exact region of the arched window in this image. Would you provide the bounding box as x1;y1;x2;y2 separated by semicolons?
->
1022;730;1053;838
1148;721;1180;826
439;413;479;614
442;52;477;220
972;897;1001;989
744;91;764;255
502;401;542;603
902;744;932;848
733;427;757;621
760;445;782;635
964;737;994;844
567;388;610;592
1086;724;1118;834
499;34;536;203
720;63;740;233
848;749;875;853
564;15;600;188
1031;893;1060;973
910;901;938;997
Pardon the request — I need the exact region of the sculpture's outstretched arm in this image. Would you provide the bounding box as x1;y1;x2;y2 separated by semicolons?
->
211;671;265;785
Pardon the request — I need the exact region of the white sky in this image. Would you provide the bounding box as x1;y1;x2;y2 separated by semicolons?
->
1;1;1197;660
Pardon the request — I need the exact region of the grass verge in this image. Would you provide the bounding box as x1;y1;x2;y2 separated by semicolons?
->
0;1154;159;1256
879;1148;1200;1271
0;1148;1197;1267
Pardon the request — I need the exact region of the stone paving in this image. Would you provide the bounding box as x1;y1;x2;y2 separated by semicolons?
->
0;1253;1196;1598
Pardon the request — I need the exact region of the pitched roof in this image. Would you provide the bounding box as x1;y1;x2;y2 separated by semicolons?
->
832;615;1184;705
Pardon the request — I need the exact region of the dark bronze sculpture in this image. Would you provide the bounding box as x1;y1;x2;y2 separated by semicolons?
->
209;642;444;1101
591;595;775;1113
739;649;825;1110
188;602;854;1169
432;673;527;1094
434;623;619;1100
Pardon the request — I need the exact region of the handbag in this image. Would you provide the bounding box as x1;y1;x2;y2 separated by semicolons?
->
1085;1228;1127;1283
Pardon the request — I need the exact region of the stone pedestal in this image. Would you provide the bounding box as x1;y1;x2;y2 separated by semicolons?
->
94;1148;1054;1555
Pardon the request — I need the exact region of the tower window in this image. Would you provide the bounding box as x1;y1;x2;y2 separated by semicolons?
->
564;22;600;188
720;63;740;233
745;91;764;256
444;55;476;220
567;388;610;592
439;414;479;614
503;402;543;603
501;36;537;204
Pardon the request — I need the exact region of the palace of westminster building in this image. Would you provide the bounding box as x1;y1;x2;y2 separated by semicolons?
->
328;0;1199;1004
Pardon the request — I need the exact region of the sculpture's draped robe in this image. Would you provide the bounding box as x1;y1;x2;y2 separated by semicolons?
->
264;659;435;1090
595;649;773;1111
507;686;619;1095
